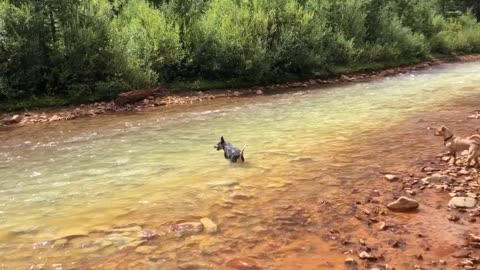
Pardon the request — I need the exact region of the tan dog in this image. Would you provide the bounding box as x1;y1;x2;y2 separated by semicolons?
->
431;125;480;166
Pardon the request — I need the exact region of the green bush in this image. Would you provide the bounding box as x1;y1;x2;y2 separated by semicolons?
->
1;0;480;108
431;13;480;53
112;0;185;84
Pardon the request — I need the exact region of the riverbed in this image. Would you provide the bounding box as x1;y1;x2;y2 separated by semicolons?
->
1;62;480;269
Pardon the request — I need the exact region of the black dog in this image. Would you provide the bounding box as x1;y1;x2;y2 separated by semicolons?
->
214;136;246;163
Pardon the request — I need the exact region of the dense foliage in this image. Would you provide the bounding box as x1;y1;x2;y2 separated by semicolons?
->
1;0;480;106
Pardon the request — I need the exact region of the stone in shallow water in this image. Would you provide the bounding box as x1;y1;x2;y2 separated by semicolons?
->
226;258;260;270
207;180;239;188
170;222;203;237
200;218;218;234
387;196;419;211
448;197;477;208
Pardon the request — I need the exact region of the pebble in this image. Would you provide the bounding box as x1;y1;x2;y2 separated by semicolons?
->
358;251;376;260
344;258;357;265
385;174;398;181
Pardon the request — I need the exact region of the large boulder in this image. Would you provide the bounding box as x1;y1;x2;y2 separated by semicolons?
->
114;88;161;106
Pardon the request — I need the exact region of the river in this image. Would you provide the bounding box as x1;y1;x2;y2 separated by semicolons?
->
1;62;480;269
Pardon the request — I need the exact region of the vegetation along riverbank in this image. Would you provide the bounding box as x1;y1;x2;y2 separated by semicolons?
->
1;54;479;127
1;0;480;112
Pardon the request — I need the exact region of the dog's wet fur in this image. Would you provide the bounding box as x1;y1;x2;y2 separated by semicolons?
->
431;125;480;166
214;136;246;163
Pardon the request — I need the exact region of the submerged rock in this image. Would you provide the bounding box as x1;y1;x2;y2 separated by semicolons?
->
387;197;419;211
226;258;260;270
170;222;203;237
200;218;218;234
448;197;477;208
207;180;239;188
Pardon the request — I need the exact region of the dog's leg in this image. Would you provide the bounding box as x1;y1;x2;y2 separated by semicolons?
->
466;155;473;167
451;152;457;165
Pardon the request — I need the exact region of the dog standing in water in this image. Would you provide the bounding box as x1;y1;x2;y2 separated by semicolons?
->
214;136;246;163
431;125;480;166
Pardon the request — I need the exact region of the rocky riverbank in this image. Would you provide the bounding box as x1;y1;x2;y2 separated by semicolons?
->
2;54;480;127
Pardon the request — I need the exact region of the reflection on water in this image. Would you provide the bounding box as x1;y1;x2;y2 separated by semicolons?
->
1;62;480;268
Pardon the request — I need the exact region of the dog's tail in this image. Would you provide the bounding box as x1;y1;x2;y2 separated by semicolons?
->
240;144;247;156
469;134;480;144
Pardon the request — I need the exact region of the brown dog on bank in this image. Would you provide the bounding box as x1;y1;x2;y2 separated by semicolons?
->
431;125;480;166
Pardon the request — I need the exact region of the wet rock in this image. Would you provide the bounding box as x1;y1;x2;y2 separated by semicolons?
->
2;115;22;125
384;174;398;181
448;214;460;222
178;262;213;270
114;89;158;106
467;192;477;198
226;258;261;270
230;192;253;200
387;197;419;211
141;229;158;240
170;222;203;237
421;174;450;184
414;254;424;260
422;167;438;172
207;180;239;188
49;114;63;122
460;259;474;266
341;75;353;81
453;250;471;258
200;218;218;234
256;90;264;95
358;251;376;260
378;222;388;230
406;190;416;196
345;258;357;265
135;245;156;254
448;197;477;208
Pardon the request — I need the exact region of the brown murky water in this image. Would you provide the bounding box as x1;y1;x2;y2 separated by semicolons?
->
1;62;480;269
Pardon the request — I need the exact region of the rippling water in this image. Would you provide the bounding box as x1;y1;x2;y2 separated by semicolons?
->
1;62;480;268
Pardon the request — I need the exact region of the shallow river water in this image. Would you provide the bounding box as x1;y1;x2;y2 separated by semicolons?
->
1;62;480;269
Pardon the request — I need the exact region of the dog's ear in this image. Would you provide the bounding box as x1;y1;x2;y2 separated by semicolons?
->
441;125;447;131
220;136;225;143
